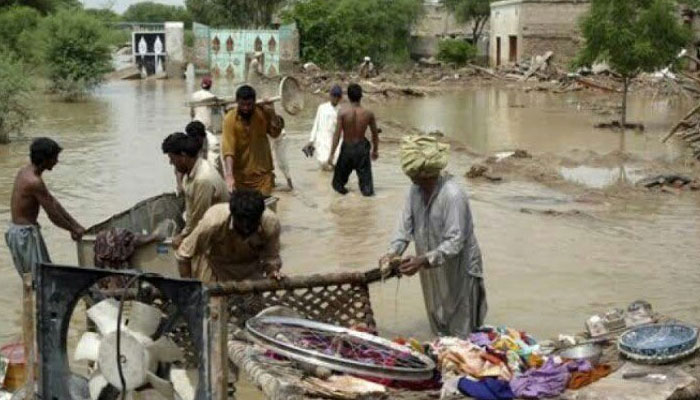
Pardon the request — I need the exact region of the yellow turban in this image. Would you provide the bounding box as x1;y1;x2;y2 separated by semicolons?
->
400;135;450;178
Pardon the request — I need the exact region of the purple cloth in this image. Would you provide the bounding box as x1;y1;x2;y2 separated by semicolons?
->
458;378;515;400
566;359;593;373
509;358;570;398
470;332;492;347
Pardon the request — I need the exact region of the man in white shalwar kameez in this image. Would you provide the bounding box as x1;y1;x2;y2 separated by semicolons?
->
381;136;487;337
304;85;343;170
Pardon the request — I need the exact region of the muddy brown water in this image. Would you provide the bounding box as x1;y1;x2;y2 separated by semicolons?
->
1;80;700;355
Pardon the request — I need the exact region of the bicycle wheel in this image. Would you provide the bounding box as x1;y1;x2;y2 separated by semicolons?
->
246;317;435;381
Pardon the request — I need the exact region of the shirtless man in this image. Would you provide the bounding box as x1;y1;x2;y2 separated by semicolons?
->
327;83;380;196
5;137;85;276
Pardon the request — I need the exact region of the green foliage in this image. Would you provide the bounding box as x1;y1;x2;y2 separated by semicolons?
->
1;0;80;14
122;1;192;27
576;0;691;125
576;0;690;78
441;0;490;42
0;50;34;143
437;39;477;66
283;0;424;69
677;0;700;7
84;7;121;23
186;0;286;28
39;9;112;101
185;30;195;48
104;28;131;47
0;6;42;60
84;8;129;47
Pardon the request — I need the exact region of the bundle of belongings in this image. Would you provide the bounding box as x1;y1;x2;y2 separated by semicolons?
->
432;326;612;400
93;220;176;288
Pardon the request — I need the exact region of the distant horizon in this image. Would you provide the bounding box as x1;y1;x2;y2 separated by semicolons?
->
80;0;186;14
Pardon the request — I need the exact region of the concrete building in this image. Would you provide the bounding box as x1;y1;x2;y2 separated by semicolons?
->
192;22;299;79
489;0;590;68
411;1;488;60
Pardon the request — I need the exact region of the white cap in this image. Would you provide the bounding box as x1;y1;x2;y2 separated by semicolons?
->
364;56;371;62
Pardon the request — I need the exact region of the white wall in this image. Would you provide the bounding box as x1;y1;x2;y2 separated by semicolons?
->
490;2;521;67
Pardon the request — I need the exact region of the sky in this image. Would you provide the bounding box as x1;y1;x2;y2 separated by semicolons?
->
80;0;185;13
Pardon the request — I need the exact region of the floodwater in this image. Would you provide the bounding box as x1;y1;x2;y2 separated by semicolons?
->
1;79;700;353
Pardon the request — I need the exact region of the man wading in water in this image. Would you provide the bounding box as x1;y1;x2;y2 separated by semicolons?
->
327;83;380;196
380;136;487;337
6;138;85;276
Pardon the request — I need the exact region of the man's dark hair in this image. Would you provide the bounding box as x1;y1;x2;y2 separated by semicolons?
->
30;137;62;166
347;83;362;102
185;120;207;146
161;132;199;158
235;85;256;101
229;189;265;235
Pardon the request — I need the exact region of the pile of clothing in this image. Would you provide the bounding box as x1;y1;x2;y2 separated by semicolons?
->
422;326;612;400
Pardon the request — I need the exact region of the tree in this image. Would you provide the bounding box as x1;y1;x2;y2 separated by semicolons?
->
283;0;424;68
186;0;286;27
122;2;192;28
1;0;80;14
40;9;112;101
576;0;690;128
84;7;121;24
442;0;490;44
0;50;34;144
0;6;42;60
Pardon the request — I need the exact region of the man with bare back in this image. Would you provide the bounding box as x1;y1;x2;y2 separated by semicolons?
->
327;83;380;196
5;137;85;276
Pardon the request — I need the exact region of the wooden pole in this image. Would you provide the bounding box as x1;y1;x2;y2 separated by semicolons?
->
575;77;620;93
662;102;700;143
206;268;395;297
468;64;502;80
680;71;700;87
210;296;228;400
22;274;34;400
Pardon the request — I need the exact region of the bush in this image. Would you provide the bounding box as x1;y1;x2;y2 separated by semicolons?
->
104;28;131;48
39;10;112;101
283;0;423;69
122;2;192;28
0;6;42;61
185;30;195;49
0;50;34;144
437;39;476;66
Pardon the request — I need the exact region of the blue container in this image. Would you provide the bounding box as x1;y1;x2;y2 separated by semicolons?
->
619;324;698;358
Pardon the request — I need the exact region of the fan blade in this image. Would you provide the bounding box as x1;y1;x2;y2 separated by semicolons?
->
127;301;163;338
148;336;183;363
147;371;175;399
87;298;122;336
171;368;197;400
75;332;101;362
88;373;109;400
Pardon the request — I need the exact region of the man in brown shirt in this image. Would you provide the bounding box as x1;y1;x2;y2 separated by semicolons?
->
175;189;282;282
221;85;282;196
162;132;228;249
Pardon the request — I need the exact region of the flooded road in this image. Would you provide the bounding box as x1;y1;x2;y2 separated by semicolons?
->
1;79;700;351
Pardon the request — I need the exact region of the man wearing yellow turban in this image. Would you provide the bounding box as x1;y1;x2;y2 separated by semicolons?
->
380;136;487;337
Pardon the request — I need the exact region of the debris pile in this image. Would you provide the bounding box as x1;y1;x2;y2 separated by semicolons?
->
636;174;700;193
662;102;700;159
